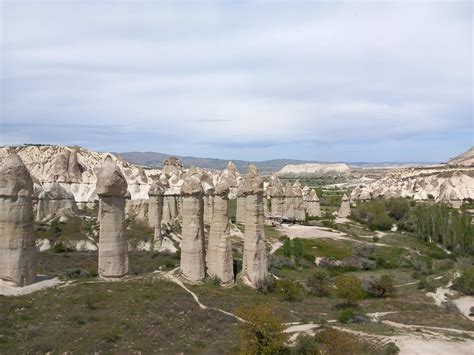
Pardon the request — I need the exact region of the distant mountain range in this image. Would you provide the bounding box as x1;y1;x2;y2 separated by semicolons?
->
116;151;435;174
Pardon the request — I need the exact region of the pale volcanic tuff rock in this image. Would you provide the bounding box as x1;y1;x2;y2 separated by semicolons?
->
0;151;37;287
180;167;206;282
96;156;129;278
235;183;246;224
278;163;351;176
447;147;474;167
269;176;286;218
292;180;306;222
350;168;474;206
148;176;166;250
242;164;268;288
284;182;296;220
338;194;351;218
36;182;78;222
304;188;321;217
0;145;159;203
207;168;235;285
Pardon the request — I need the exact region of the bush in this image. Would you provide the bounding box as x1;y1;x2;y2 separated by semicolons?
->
366;275;395;298
283;239;292;258
452;267;474;295
352;244;375;259
276;279;302;302
335;275;365;305
52;242;72;253
369;213;393;231
236;303;288;354
306;268;331;297
292;334;320;354
337;308;367;324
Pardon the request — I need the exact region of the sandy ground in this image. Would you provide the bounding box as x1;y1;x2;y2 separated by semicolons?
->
395;337;474;355
0;275;62;296
278;224;348;240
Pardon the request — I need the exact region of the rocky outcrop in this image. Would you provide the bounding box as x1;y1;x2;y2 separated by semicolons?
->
278;163;351;176
269;176;286;218
292;180;306;222
284;182;295;220
338;194;351;218
242;164;268;288
36;182;78;222
163;157;183;175
148;176;166;250
304;188;321;217
96;156;129;278
235;183;246;224
180;167;206;282
0;151;37;286
207;168;234;286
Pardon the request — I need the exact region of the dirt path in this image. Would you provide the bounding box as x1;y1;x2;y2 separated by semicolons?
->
0;276;62;296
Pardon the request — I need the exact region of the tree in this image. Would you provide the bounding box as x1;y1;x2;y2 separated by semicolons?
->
306;268;331;297
366;275;395;298
283;239;292;258
294;238;303;260
335;275;365;305
236;303;288;355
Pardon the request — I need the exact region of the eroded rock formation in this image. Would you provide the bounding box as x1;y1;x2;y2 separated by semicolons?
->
338;194;351;218
242;164;268;288
180;167;206;282
96;156;129;278
235;183;246;224
0;151;37;286
284;182;295;220
207;168;235;285
269;176;286;218
36;182;78;222
148;175;166;250
304;188;321;217
292;180;306;222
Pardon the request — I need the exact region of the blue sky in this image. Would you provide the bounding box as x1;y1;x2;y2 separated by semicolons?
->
0;0;472;162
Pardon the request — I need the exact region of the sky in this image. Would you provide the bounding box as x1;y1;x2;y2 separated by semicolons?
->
0;0;472;162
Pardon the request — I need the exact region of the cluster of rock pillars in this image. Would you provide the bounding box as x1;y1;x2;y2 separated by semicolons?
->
0;150;351;289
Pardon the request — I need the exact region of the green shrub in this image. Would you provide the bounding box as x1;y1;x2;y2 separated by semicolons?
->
335;275;365;305
276;279;302;302
337;308;367;324
236;303;288;354
283;239;292;258
452;267;474;295
369;213;393;231
306;268;331;297
52;242;72;253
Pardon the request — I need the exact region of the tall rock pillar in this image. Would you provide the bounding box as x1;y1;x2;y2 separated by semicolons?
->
180;167;206;282
235;184;246;224
242;164;268;288
148;176;166;250
207;169;236;286
0;152;37;286
96;156;129;278
338;194;351;218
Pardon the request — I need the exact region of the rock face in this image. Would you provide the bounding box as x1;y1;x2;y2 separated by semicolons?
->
304;188;321;217
235;184;246;224
36;182;78;221
207;168;234;285
292;181;306;222
180;167;206;282
148;176;166;250
269;176;286;218
0;152;37;286
284;182;295;220
96;156;129;278
338;194;351;218
278;163;351;176
0;145;157;203
163;157;184;175
242;164;268;288
447;147;474;167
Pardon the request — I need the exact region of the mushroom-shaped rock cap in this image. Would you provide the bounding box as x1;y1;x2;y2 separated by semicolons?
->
214;168;236;196
226;161;239;176
200;171;215;195
47;182;75;200
181;166;203;195
148;175;167;196
0;151;33;197
96;155;128;197
243;163;263;195
341;194;349;201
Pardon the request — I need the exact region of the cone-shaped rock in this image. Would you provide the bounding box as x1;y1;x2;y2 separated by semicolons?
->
269;176;286;218
242;164;268;287
0;151;37;286
207;168;234;285
180;167;206;282
338;194;351;218
284;182;296;220
96;155;129;278
305;188;321;217
292;180;306;222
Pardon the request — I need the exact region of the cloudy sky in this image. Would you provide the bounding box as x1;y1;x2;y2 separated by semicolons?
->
1;1;472;162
